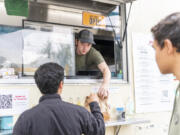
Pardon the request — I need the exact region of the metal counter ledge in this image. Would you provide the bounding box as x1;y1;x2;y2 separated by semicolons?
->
105;118;150;135
105;118;150;127
0;78;127;84
0;118;150;135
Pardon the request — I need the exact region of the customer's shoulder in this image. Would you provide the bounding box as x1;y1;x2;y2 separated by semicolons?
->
16;109;34;123
19;103;48;120
18;105;39;120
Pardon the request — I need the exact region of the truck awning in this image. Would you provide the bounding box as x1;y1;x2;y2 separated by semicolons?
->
30;0;135;15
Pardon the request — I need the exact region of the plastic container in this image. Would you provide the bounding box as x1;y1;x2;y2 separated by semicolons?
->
0;116;13;130
76;97;81;106
68;97;73;104
125;97;134;118
102;112;110;121
117;70;123;79
111;72;115;77
117;73;123;79
116;107;125;121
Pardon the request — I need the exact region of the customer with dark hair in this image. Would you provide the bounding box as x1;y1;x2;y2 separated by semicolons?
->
13;62;105;135
151;12;180;135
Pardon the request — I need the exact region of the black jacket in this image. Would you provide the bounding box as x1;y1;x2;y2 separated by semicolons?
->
13;94;105;135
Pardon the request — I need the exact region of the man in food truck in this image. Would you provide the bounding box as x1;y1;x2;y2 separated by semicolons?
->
151;12;180;135
13;62;105;135
76;29;111;99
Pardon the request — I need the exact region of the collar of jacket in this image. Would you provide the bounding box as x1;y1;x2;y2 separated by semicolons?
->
39;93;62;103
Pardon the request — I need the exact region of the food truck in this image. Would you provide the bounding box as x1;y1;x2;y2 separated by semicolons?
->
0;0;155;135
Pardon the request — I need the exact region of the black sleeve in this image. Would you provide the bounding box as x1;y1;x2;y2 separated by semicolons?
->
13;114;29;135
82;102;105;135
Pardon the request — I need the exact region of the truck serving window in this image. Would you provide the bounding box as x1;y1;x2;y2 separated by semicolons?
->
0;4;128;81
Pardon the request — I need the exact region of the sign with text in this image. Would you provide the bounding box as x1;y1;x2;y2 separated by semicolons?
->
0;89;29;116
132;33;177;113
82;12;106;28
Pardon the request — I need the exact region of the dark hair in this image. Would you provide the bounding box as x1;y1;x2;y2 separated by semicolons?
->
34;62;64;94
151;12;180;52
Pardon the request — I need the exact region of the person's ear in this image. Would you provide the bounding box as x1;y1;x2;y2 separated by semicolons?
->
164;39;175;55
59;81;63;89
57;81;63;94
75;39;78;46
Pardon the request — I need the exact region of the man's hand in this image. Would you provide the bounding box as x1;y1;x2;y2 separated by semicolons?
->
98;83;109;99
97;62;111;100
85;93;99;105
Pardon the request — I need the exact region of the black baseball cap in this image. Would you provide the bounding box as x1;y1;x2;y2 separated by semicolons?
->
78;29;96;45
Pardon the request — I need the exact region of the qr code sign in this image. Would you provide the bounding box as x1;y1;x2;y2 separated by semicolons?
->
0;95;12;109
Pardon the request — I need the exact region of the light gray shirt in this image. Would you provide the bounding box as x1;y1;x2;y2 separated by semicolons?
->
168;83;180;135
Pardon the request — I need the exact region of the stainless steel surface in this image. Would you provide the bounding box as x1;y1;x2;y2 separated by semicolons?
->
121;4;128;82
28;3;83;28
105;118;150;127
28;2;48;22
105;118;150;135
28;0;135;24
29;0;116;16
27;0;120;41
0;0;136;3
28;2;116;27
0;78;127;84
92;0;135;4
